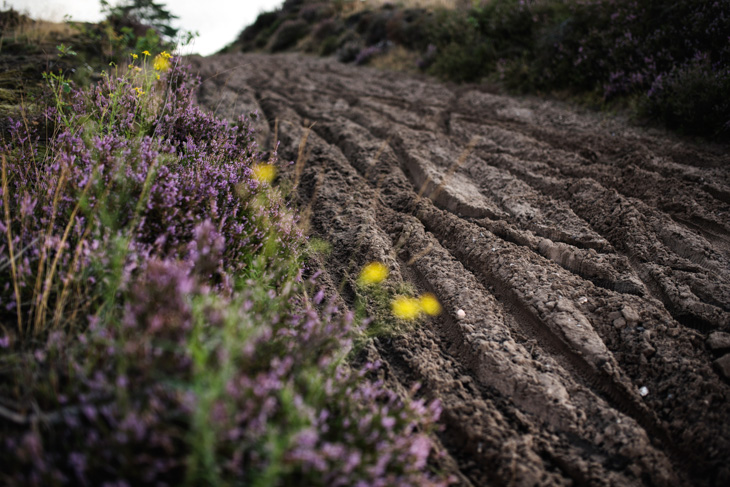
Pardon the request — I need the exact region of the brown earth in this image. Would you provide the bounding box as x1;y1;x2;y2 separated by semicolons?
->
190;52;730;487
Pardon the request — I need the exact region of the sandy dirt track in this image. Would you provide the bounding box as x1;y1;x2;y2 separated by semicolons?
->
190;53;730;486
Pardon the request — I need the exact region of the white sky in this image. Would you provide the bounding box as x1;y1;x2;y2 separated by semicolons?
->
7;0;285;56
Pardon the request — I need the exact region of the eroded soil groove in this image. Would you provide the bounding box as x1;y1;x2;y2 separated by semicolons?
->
191;53;730;486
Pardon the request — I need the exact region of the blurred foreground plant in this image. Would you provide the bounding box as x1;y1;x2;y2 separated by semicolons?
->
0;52;446;486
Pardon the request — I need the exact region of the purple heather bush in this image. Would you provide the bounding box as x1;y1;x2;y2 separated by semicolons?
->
0;57;446;485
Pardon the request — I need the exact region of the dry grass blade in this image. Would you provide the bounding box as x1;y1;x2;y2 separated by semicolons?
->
293;124;314;190
273;117;279;147
299;167;325;235
2;154;23;333
416;174;434;199
33;174;95;334
52;223;93;329
30;162;68;325
406;242;434;265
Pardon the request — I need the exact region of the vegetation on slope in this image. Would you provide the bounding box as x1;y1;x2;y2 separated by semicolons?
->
231;0;730;141
0;5;447;485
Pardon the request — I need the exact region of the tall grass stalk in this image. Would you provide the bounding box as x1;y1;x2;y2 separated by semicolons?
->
1;154;22;333
32;167;95;334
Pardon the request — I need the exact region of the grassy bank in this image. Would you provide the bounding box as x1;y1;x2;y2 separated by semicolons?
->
232;0;730;141
0;10;446;486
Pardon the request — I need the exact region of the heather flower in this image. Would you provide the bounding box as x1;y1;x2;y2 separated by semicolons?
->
359;262;388;285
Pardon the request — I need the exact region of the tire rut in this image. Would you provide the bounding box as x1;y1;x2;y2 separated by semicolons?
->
190;53;730;486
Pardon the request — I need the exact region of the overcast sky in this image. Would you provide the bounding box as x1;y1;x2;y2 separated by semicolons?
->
8;0;285;56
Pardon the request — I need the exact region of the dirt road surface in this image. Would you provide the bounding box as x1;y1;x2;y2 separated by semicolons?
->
190;53;730;486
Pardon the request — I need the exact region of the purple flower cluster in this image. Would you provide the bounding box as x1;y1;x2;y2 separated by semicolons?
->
0;62;446;485
0;63;299;331
355;40;392;66
287;372;442;486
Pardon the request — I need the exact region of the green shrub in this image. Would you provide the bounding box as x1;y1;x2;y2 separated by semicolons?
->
319;34;340;56
429;40;495;83
238;10;281;44
642;57;730;139
270;18;310;52
236;0;730;139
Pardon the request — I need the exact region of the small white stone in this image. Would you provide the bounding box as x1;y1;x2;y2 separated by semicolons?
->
639;386;649;397
456;309;466;319
578;296;588;304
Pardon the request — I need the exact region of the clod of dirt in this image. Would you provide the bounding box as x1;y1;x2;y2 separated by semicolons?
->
715;354;730;380
708;331;730;351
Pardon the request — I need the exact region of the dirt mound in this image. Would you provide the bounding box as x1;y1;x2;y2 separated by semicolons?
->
190;53;730;486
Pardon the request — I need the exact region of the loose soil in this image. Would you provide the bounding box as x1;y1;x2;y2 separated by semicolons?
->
190;53;730;487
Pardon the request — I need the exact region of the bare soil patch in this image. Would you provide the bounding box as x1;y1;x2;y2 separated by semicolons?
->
191;53;730;486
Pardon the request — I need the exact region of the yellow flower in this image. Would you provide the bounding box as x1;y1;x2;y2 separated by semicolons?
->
252;163;276;184
133;87;145;96
160;50;172;59
359;262;388;285
419;293;442;316
132;53;138;59
156;74;161;80
142;50;150;57
392;296;422;320
153;54;170;71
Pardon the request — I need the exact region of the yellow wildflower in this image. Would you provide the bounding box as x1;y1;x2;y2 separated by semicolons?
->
133;87;145;96
153;54;170;71
142;50;150;57
160;51;172;59
419;293;442;316
132;53;138;59
252;163;276;184
156;74;161;80
359;262;388;285
392;296;421;320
